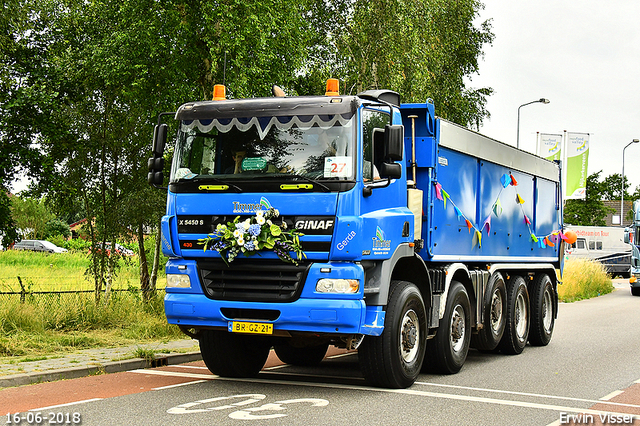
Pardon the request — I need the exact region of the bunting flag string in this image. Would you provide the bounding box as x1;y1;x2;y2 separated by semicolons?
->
433;173;561;250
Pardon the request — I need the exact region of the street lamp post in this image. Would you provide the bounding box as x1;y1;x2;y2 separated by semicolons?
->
621;139;639;226
517;98;550;149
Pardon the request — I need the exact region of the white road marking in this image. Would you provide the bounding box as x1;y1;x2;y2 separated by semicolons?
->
134;369;640;420
600;390;624;401
415;381;640;409
153;380;208;390
171;365;209;370
128;369;216;380
28;398;103;411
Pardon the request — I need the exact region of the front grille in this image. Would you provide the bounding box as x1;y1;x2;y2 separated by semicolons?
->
198;260;310;302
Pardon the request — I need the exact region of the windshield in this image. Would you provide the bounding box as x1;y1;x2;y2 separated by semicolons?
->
170;114;355;183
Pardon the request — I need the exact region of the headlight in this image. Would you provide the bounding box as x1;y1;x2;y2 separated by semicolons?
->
166;274;191;288
316;278;359;294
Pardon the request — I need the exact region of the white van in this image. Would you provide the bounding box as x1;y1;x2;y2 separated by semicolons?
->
565;226;631;277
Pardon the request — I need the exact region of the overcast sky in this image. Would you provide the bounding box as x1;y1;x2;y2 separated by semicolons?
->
470;0;640;192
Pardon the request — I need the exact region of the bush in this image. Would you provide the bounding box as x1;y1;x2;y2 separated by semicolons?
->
559;258;614;302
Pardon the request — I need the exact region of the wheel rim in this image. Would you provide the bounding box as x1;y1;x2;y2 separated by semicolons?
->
400;309;420;362
542;285;553;332
514;291;528;342
490;288;503;333
450;304;466;353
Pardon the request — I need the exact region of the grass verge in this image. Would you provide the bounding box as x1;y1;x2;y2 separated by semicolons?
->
0;290;182;360
559;258;614;302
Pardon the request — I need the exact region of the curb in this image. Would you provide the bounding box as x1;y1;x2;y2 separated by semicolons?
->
0;351;203;389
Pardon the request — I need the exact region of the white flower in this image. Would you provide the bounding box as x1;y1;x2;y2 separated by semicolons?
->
257;216;266;225
233;229;244;238
255;210;264;217
237;238;245;246
243;219;250;229
282;221;287;229
273;209;280;217
267;220;272;226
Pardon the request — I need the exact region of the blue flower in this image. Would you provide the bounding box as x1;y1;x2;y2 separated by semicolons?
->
244;241;256;251
248;224;261;237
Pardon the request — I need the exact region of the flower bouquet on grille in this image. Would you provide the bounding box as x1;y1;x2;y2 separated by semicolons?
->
198;208;305;265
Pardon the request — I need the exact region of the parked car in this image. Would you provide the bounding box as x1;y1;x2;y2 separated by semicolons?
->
13;239;68;253
89;242;134;257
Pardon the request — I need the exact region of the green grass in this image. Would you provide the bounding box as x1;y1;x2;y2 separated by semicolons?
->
559;258;614;302
0;249;164;292
0;249;179;361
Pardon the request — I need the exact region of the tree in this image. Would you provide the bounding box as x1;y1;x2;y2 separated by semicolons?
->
599;173;631;201
564;171;614;226
10;195;54;239
335;0;494;128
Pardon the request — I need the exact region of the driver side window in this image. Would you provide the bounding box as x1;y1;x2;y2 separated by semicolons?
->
361;108;390;181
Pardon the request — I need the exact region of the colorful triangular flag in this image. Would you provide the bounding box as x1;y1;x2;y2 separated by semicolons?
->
434;182;443;201
482;215;492;236
492;198;503;217
454;206;463;220
500;173;511;188
524;214;531;225
466;219;473;233
531;233;538;243
510;174;518;186
441;189;449;209
516;194;525;205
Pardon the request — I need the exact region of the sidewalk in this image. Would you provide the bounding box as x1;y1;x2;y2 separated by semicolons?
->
0;338;202;389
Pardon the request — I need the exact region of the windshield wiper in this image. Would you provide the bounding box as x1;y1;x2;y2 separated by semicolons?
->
187;177;243;193
262;174;331;192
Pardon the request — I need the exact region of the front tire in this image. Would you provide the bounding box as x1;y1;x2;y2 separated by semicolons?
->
425;281;471;374
199;330;271;378
529;274;555;346
498;276;530;355
359;280;427;388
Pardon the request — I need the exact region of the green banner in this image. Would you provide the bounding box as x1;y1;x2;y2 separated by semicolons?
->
564;132;589;199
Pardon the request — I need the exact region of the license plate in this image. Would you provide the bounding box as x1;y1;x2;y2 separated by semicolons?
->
228;321;273;335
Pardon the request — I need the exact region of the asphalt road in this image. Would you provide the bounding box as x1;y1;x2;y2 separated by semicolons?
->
3;280;640;426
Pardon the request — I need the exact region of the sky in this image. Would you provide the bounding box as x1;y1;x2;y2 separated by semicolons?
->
471;0;640;192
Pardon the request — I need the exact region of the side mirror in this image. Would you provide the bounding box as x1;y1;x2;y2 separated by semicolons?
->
153;124;167;156
379;162;402;179
624;230;630;244
384;124;403;161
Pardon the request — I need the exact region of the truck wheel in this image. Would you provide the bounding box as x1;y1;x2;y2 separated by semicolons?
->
199;330;271;378
631;287;640;296
425;281;471;374
471;273;506;351
529;274;555;346
274;342;329;366
498;276;529;355
359;280;427;388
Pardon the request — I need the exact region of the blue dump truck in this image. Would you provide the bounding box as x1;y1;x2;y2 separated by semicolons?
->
148;80;564;388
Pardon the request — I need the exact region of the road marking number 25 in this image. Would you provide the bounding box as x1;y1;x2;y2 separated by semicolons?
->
167;394;329;420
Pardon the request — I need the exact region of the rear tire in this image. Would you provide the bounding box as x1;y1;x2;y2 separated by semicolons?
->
498;276;529;355
199;330;271;377
359;280;427;388
424;281;471;374
632;287;640;296
471;273;506;351
529;274;555;346
274;342;329;366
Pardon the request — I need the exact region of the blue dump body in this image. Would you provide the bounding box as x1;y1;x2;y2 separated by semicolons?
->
151;89;563;388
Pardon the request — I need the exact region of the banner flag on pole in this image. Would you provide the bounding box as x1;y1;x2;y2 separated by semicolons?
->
537;133;563;162
564;131;590;200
